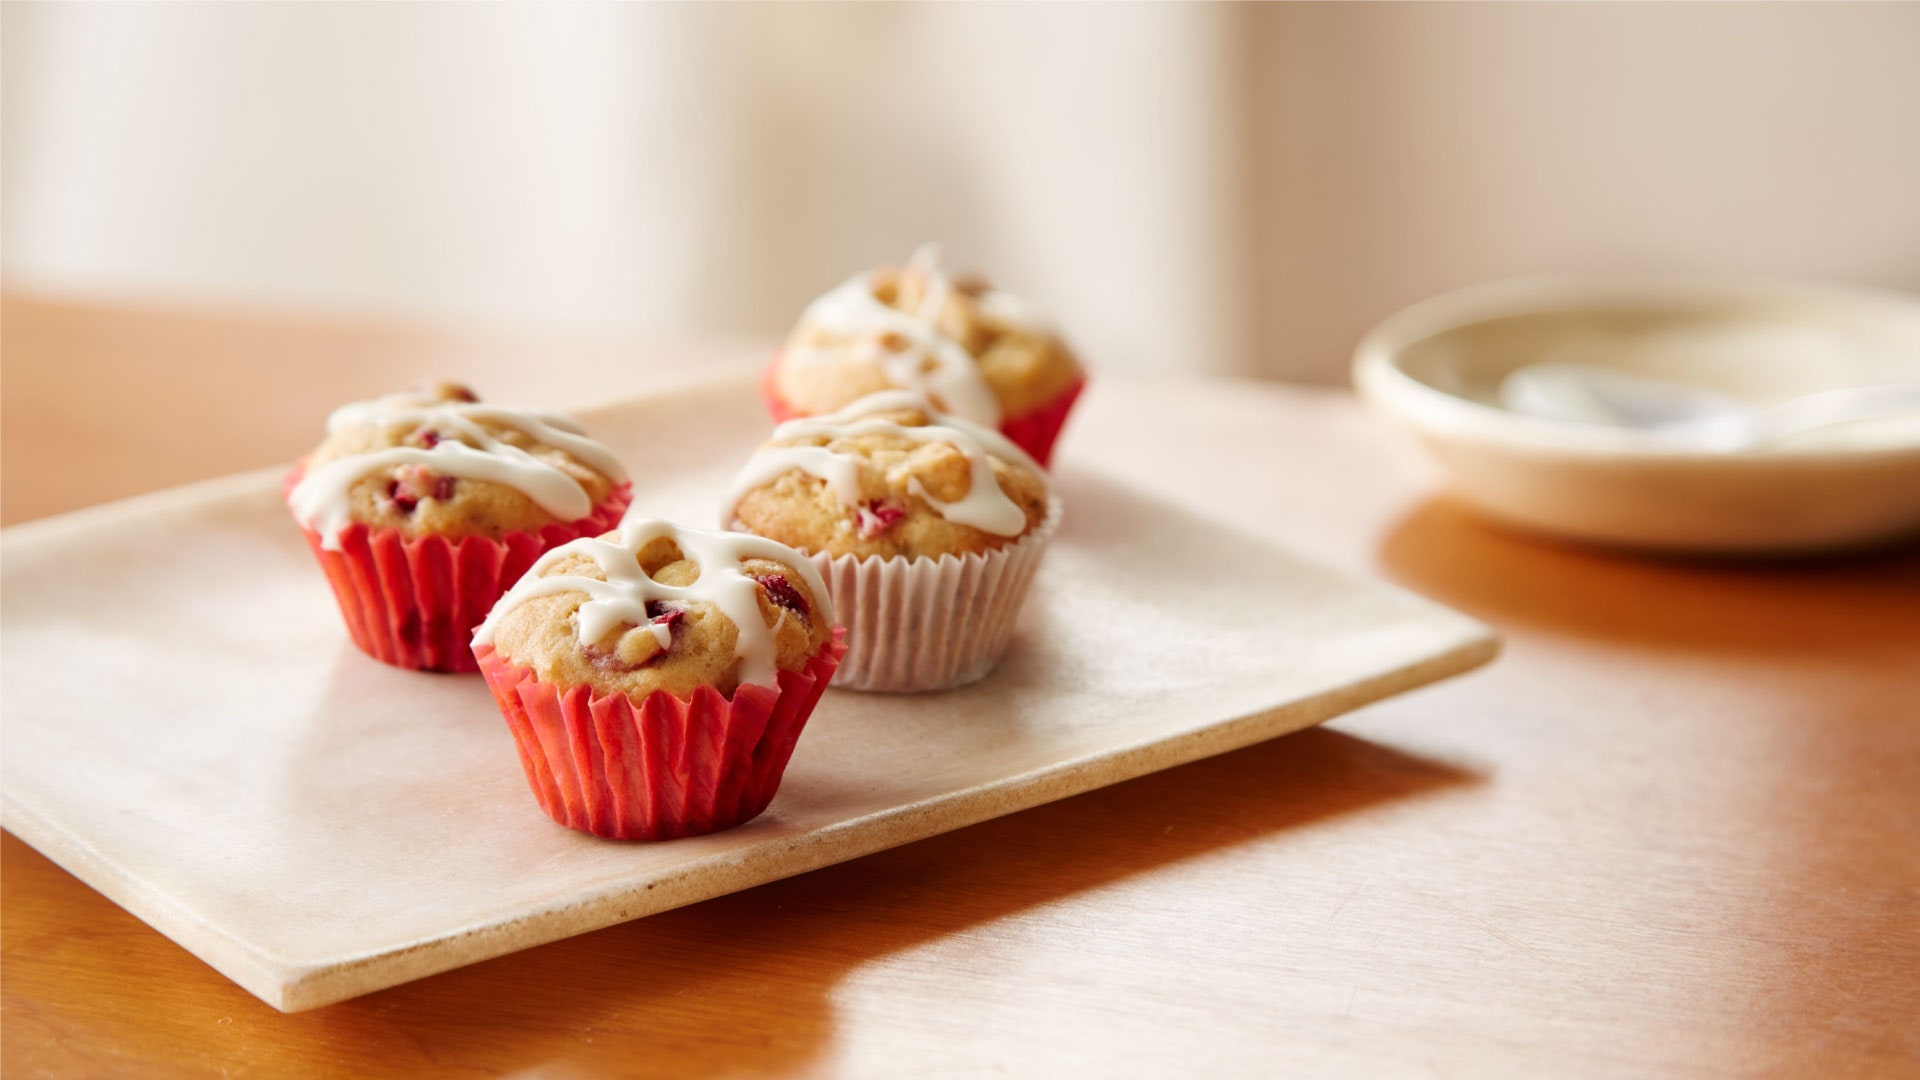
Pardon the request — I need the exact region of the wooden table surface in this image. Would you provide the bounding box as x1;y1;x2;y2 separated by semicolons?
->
3;292;1916;1078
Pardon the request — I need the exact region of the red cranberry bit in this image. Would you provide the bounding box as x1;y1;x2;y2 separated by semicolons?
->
583;611;682;672
855;500;907;539
385;463;447;514
754;574;810;624
416;429;443;448
383;478;420;515
634;602;686;667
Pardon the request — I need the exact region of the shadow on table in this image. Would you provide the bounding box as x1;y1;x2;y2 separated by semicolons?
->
249;727;1473;1076
1378;497;1920;658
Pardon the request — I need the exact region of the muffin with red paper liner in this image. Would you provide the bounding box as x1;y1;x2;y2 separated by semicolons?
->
285;381;631;673
763;244;1086;466
471;518;845;841
726;390;1061;693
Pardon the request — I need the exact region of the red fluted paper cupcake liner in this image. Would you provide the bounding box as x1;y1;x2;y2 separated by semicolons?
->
762;357;806;424
474;628;847;840
761;355;1086;467
998;375;1085;468
287;470;632;674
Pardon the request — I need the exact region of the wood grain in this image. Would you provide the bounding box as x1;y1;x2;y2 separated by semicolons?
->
4;293;1917;1077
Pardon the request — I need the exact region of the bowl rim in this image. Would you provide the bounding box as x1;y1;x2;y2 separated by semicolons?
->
1352;273;1920;463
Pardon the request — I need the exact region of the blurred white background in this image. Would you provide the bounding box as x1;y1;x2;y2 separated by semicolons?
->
5;2;1918;382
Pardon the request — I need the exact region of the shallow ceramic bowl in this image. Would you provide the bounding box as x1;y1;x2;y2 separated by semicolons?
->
1354;276;1920;555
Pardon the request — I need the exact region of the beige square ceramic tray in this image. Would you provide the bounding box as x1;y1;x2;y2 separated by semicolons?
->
0;375;1497;1012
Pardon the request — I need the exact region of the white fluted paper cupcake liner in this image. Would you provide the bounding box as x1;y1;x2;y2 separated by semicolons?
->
815;498;1063;693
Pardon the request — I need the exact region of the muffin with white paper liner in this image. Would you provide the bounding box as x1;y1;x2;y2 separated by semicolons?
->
723;390;1061;692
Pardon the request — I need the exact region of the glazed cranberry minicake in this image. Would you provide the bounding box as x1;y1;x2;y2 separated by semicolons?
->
473;519;836;701
766;245;1086;465
286;381;632;673
471;519;846;840
725;390;1052;562
724;391;1062;693
288;380;626;546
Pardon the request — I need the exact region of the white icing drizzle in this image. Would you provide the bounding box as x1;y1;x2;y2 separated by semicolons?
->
783;244;1051;426
472;518;834;692
721;390;1047;538
288;391;628;551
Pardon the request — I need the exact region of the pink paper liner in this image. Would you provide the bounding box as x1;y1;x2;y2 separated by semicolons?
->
286;469;633;674
762;357;806;425
474;628;847;840
998;374;1085;468
761;354;1088;467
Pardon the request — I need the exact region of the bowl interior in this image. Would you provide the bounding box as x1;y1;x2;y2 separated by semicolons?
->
1398;296;1919;404
1384;284;1920;451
